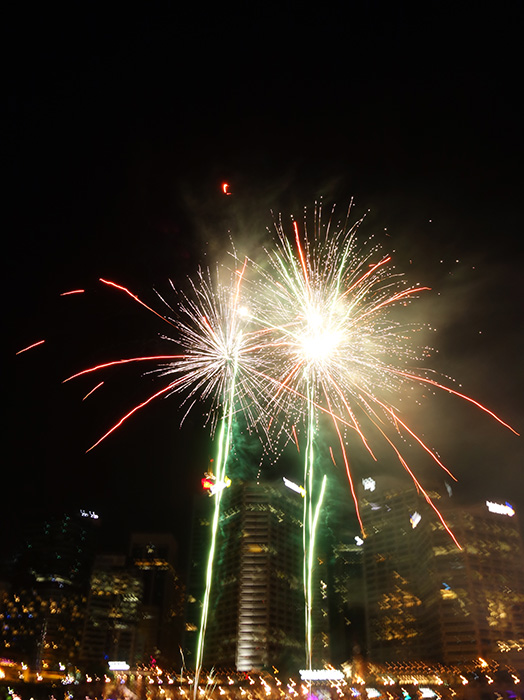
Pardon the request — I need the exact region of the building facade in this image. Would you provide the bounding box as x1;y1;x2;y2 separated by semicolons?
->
359;477;524;668
188;479;307;673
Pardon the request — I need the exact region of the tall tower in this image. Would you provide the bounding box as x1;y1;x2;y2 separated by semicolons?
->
191;479;305;673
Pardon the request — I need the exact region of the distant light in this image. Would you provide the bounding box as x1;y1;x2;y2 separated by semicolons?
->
486;501;515;517
355;536;364;546
80;509;99;519
299;669;344;681
419;689;438;698
410;511;421;528
108;662;129;671
362;477;376;492
283;477;306;497
366;690;381;698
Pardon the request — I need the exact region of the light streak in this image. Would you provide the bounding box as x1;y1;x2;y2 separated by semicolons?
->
16;339;45;354
60;289;85;295
82;381;104;400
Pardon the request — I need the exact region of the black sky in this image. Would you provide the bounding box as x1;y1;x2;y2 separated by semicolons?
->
7;2;524;561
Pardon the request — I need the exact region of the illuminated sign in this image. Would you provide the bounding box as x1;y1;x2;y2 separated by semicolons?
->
299;670;344;681
410;511;421;528
80;509;99;519
283;477;306;497
362;477;376;492
486;501;515;517
108;662;129;671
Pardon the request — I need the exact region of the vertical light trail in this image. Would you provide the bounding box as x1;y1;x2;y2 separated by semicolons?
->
306;470;327;679
302;382;316;673
193;360;237;700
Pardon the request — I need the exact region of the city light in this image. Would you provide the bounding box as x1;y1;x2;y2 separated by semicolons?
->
486;501;515;516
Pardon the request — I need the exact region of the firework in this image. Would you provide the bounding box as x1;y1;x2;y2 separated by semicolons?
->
54;199;517;678
64;263;275;695
250;200;518;668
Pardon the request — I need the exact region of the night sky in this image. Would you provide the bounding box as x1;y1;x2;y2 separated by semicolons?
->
7;3;523;566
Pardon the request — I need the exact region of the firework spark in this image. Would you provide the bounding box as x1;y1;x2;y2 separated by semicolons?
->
249;200;517;666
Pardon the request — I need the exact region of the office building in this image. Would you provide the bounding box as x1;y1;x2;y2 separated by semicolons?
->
360;477;524;667
188;479;307;673
80;553;143;670
129;533;185;667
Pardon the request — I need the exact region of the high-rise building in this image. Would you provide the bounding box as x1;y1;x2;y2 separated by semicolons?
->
426;498;524;667
188;479;306;673
359;477;524;668
129;533;185;667
328;537;366;663
80;554;143;670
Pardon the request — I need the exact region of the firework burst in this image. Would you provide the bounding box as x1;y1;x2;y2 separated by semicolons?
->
248;200;518;668
63;261;276;694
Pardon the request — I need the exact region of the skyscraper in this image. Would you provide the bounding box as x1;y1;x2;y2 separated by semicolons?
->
189;479;306;673
80;553;143;670
359;477;524;667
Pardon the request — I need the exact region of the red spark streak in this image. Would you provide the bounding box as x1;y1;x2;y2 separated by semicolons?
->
63;355;185;383
390;369;519;435
16;339;45;354
292;425;300;452
82;382;104;400
293;221;310;294
379;429;462;550
99;278;175;326
86;380;183;452
369;393;458;481
342;256;392;297
325;391;365;536
359;286;431;320
60;289;85;296
222;182;232;195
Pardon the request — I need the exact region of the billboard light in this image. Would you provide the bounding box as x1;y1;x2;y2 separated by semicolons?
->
299;670;344;681
486;501;515;517
108;662;129;671
283;477;306;497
